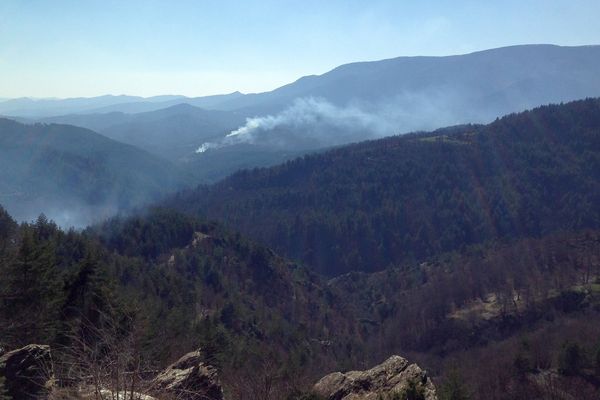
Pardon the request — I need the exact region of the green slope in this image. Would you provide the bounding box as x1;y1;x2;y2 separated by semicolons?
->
169;98;600;276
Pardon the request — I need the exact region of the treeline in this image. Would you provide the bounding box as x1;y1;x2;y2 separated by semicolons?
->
168;98;600;276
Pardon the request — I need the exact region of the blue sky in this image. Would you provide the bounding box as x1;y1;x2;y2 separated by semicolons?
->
1;0;599;98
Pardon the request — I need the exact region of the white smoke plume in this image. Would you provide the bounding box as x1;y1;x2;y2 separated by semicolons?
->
196;94;467;154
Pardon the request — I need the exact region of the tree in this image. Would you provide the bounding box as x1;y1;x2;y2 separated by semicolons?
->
439;369;470;400
558;342;585;376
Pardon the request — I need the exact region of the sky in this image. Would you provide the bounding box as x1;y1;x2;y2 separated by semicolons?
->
1;0;599;98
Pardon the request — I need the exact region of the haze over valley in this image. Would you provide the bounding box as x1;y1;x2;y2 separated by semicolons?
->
2;44;600;226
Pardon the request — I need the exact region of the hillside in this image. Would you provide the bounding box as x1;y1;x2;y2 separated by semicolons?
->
0;118;189;226
0;206;358;398
169;99;600;276
1;205;598;399
40;104;246;163
327;230;600;400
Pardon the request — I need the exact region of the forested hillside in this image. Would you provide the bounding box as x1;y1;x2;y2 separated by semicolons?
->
169;99;600;276
1;205;599;399
0;118;189;226
331;229;600;399
0;206;359;398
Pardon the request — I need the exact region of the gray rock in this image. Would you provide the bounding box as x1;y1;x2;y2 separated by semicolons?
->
149;349;223;400
0;344;53;399
313;355;437;400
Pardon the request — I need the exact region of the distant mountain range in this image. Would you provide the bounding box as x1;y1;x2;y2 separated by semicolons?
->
3;44;597;183
83;91;245;114
1;44;600;222
210;44;600;117
7;44;597;123
0;92;245;118
0;95;184;118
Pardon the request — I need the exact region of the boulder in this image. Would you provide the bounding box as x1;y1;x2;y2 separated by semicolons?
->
313;355;437;400
149;349;223;400
0;344;53;399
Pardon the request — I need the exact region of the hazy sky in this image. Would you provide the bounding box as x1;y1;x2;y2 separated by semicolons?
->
1;0;599;98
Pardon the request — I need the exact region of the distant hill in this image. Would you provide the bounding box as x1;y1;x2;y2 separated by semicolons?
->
40;104;246;163
168;98;600;276
0;118;189;226
0;95;184;118
0;92;244;118
83;91;245;114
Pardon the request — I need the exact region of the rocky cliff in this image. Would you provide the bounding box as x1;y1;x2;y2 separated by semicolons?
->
313;355;437;400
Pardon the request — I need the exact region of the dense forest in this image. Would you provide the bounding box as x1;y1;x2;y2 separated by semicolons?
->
1;99;599;399
169;99;600;276
1;208;599;399
0;205;364;398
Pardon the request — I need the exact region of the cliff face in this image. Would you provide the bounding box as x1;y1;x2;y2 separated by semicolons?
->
313;355;437;400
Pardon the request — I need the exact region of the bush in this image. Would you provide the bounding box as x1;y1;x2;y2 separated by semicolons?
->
558;342;585;376
400;380;426;400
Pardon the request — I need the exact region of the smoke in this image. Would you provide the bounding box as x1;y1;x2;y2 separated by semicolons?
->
5;198;123;230
196;94;468;154
196;97;392;153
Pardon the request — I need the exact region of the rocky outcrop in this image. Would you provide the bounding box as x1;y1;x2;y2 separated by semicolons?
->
313;355;437;400
0;344;53;399
149;349;223;400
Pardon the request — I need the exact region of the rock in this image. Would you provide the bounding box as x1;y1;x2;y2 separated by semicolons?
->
0;344;53;399
61;386;157;400
149;349;223;400
313;355;437;400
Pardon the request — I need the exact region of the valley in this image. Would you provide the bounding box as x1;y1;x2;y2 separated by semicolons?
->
1;9;600;396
